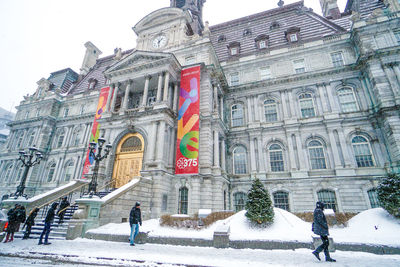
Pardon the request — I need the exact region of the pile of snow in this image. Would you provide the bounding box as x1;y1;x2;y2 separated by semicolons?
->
332;208;400;246
89;207;400;246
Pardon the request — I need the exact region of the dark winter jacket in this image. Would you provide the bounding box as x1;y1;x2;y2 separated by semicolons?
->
313;202;329;236
16;207;26;224
25;209;39;227
7;208;18;223
129;207;142;226
45;203;58;224
58;199;70;214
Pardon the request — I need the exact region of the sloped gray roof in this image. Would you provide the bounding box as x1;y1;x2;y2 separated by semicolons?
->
345;0;386;18
209;1;346;63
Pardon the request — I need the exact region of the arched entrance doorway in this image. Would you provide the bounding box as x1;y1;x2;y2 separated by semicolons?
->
112;133;144;188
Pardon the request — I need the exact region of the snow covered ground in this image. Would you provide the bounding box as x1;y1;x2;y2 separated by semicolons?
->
1;208;399;266
90;208;400;246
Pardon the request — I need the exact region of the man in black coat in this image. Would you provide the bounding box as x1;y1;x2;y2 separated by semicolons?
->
38;202;58;245
57;197;70;224
129;202;142;246
3;204;19;243
23;207;40;239
312;201;336;262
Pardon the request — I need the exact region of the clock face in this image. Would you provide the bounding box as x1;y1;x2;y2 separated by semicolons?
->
152;35;167;48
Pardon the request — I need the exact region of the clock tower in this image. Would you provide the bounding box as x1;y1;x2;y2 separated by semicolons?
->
170;0;206;35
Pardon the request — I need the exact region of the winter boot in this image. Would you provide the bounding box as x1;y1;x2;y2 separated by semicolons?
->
3;233;10;243
312;250;321;261
324;250;336;262
10;233;14;242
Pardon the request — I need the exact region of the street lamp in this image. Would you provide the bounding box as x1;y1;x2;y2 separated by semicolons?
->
11;146;43;199
87;138;112;196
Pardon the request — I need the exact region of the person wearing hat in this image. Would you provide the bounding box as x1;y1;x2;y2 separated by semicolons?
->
312;201;336;262
129;202;142;246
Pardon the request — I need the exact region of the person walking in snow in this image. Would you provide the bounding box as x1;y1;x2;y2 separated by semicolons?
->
23;207;40;239
312;201;336;262
3;204;21;243
57;196;70;224
129;202;142;246
38;202;58;245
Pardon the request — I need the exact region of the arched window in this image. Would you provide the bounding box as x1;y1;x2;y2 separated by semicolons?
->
273;191;290;211
233;146;247;174
338;88;358;112
64;161;74;182
57;129;65;148
27;131;36;147
234;192;247;212
299;93;315;118
317;190;337;212
264;100;278;122
120;136;143;152
269;144;284;172
367;188;380;208
16;131;25;149
308;140;326;169
47;162;57;182
352;136;374;167
231;104;244;127
178;187;188;214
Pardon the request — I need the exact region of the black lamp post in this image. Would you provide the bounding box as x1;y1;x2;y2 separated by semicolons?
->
87;138;112;196
12;146;43;199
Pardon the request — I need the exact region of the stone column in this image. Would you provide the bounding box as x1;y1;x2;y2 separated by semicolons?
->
295;134;307;170
220;97;224;119
328;129;342;168
221;139;226;171
157;121;166;161
281;90;288;119
147;122;157;162
253;96;260;121
141;76;150;107
288;91;296;118
156;73;163;103
383;65;400;95
110;83;120;112
257;137;265;172
247;97;253;123
163;72;170;102
249;137;257;172
325;83;339;113
337;129;353;167
173;83;179;112
317;83;328;113
122;80;132;111
213;85;218;112
213;130;220;167
286;133;297;170
105;84;114;112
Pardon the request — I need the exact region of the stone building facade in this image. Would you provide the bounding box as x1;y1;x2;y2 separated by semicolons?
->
1;0;399;218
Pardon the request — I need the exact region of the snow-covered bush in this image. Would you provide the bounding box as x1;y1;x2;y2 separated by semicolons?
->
245;178;274;225
377;173;400;218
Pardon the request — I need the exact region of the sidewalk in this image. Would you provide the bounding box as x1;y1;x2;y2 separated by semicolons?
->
1;238;400;266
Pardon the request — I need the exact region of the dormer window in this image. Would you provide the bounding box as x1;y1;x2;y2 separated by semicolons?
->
218;35;226;43
88;78;97;90
270;21;280;30
243;29;252;37
255;34;269;50
285;27;301;43
227;42;240;57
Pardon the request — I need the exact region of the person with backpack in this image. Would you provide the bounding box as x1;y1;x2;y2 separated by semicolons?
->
22;207;40;239
38;202;58;245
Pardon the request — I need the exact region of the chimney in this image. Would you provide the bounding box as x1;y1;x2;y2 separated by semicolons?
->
80;41;102;76
320;0;341;19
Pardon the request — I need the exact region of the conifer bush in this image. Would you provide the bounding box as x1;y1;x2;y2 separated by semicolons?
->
377;173;400;218
245;178;274;225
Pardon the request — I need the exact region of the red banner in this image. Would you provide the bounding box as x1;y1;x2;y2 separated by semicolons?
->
81;86;110;179
175;66;201;174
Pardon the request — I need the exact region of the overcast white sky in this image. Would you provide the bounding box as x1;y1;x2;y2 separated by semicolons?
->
0;0;348;113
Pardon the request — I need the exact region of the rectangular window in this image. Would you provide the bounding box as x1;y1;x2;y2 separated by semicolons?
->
290;33;298;42
293;59;305;74
230;47;238;56
368;190;380;208
300;99;315;118
259;40;267;49
230;72;239;86
309;147;326;169
260;67;272;80
63;108;69;118
185;56;195;65
162;194;168;211
331;52;344;67
270;151;284;172
273;192;290;211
